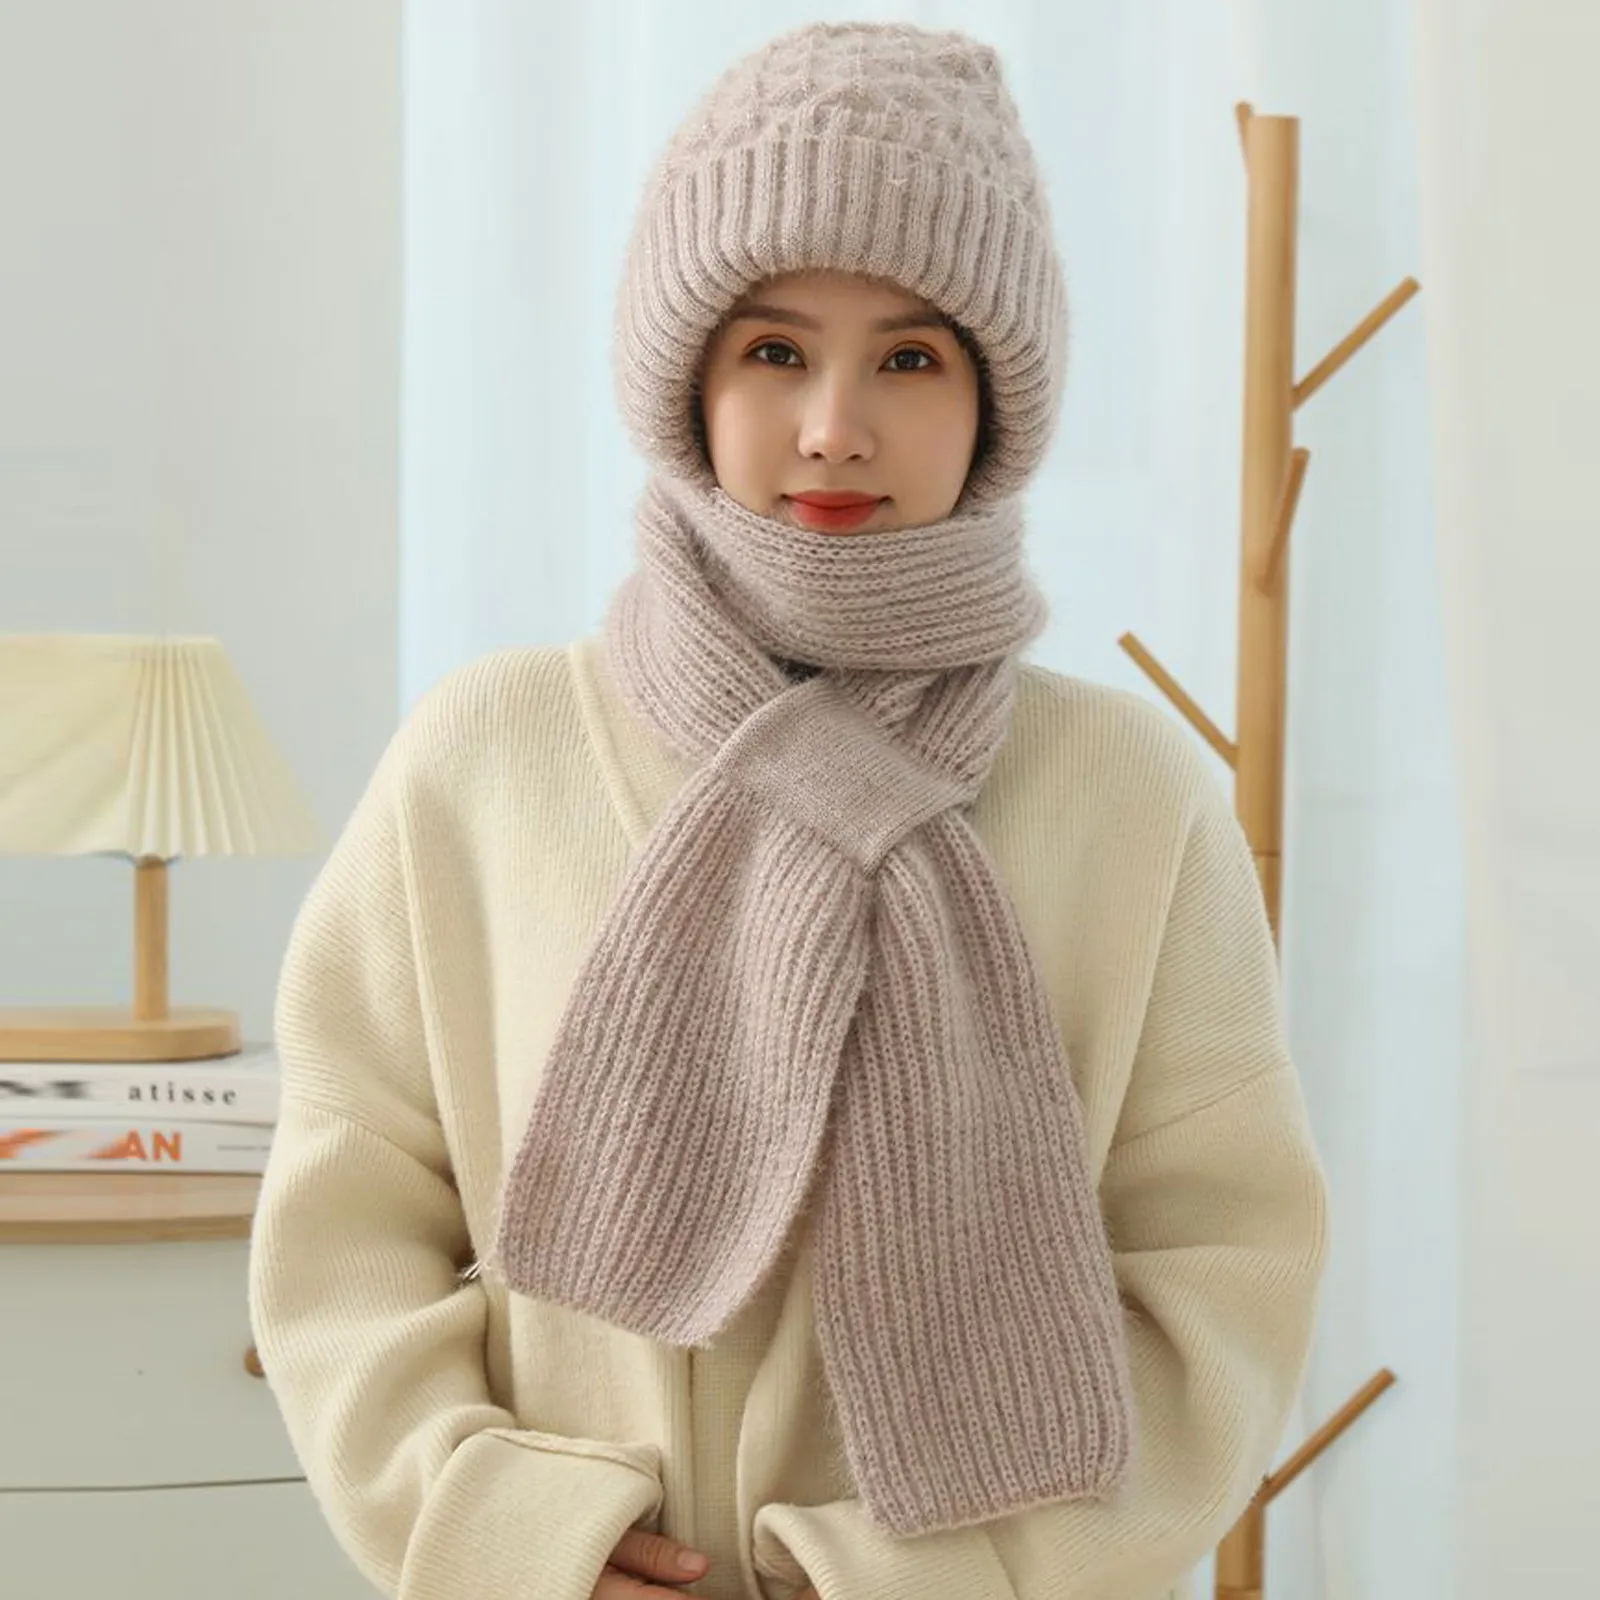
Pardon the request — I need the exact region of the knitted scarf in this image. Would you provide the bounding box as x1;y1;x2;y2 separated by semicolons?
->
491;469;1136;1537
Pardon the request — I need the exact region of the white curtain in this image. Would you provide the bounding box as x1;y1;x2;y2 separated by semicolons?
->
1412;3;1600;1593
401;5;1467;1599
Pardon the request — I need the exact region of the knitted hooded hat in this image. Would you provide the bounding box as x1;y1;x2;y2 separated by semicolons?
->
490;20;1136;1540
612;19;1069;506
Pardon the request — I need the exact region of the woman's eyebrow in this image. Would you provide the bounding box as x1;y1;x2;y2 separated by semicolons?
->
728;302;951;335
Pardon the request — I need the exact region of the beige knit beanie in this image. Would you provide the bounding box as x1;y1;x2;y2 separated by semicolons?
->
613;20;1069;506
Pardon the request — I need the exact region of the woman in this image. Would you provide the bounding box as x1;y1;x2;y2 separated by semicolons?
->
248;21;1328;1600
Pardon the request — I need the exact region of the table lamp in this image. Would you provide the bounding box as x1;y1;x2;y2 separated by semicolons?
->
0;633;324;1062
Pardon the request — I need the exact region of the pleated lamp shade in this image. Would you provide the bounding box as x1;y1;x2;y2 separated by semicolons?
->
0;634;325;1063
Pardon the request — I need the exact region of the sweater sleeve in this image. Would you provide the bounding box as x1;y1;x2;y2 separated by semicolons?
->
247;724;665;1600
750;773;1330;1600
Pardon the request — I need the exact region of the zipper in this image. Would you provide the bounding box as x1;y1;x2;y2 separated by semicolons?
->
681;1344;700;1552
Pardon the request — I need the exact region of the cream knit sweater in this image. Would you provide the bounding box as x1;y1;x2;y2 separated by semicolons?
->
247;632;1329;1600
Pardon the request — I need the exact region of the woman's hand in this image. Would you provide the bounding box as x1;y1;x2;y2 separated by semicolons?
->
591;1529;712;1597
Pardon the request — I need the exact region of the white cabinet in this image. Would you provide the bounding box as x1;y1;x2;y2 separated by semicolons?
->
0;1165;372;1599
0;1239;297;1489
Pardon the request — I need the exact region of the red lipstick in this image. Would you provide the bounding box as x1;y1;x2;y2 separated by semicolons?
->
786;492;885;533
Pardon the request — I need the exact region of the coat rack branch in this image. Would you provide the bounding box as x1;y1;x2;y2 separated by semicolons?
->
1262;1368;1398;1504
1257;447;1310;593
1295;278;1421;408
1115;633;1238;768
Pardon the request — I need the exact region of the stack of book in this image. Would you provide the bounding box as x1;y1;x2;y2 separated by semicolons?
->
0;1042;279;1174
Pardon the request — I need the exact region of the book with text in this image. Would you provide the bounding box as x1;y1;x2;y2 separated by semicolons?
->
0;1118;275;1173
0;1042;278;1127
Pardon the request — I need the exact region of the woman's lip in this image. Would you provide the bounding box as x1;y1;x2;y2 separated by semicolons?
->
785;495;884;532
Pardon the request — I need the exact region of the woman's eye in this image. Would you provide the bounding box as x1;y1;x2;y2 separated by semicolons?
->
747;342;938;372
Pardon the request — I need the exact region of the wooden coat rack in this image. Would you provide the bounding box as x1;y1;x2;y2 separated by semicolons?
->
1117;104;1417;1600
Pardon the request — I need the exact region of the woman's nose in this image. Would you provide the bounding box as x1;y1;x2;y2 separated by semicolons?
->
796;376;875;462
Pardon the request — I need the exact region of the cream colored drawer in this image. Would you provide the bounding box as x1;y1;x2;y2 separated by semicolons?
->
0;1238;297;1488
0;1479;377;1599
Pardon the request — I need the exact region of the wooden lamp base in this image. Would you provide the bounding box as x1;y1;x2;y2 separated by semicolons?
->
0;861;243;1062
0;1005;242;1063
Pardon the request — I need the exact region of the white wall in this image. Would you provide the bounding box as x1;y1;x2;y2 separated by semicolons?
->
0;0;400;1041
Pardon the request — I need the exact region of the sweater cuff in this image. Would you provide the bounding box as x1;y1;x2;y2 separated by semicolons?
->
399;1428;665;1600
752;1498;1016;1600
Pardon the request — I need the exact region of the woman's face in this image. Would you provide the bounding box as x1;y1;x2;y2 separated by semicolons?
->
696;269;982;535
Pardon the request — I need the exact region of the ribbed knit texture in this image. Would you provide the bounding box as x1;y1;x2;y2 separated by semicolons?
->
492;474;1136;1535
489;20;1132;1539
